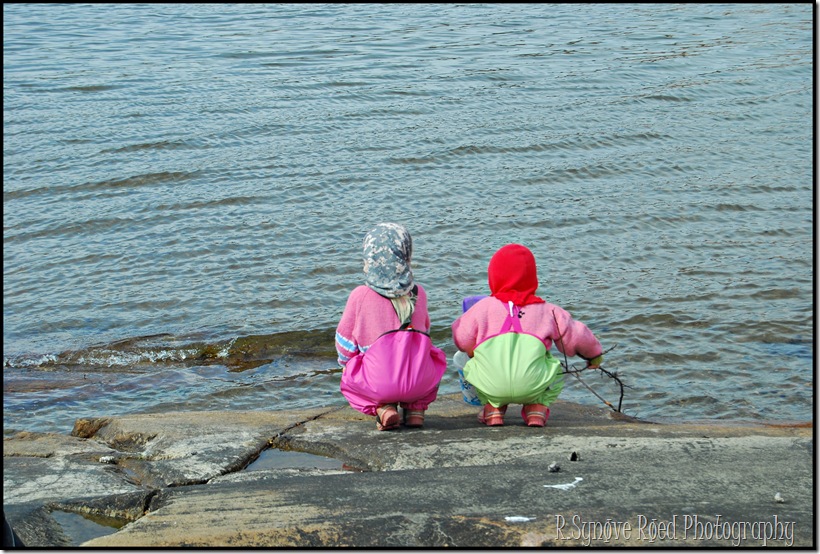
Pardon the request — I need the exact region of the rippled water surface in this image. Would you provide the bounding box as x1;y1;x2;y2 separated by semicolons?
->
4;4;813;434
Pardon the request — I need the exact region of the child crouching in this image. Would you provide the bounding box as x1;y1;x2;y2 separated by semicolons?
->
337;223;447;430
451;244;603;427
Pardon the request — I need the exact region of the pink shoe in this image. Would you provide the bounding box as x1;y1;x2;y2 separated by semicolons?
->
478;404;507;426
521;404;549;427
403;409;425;428
376;404;400;431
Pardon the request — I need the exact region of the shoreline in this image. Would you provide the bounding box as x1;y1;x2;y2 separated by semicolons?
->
3;393;814;547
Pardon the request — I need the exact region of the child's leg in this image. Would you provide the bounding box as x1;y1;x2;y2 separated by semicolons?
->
398;383;442;427
340;358;386;416
534;372;564;407
340;392;379;416
400;385;438;412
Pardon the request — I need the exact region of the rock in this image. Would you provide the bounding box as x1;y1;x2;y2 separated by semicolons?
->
3;395;814;548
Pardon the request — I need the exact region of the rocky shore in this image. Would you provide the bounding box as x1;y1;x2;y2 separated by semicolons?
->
3;393;814;548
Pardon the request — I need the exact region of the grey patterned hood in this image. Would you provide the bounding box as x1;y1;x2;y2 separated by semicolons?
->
362;222;414;298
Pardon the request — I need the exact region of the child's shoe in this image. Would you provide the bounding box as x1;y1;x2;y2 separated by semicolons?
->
478;404;507;426
403;409;425;428
521;404;549;427
376;404;400;431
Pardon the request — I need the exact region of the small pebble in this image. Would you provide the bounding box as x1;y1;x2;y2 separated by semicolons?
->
569;451;580;461
548;462;560;473
774;492;785;503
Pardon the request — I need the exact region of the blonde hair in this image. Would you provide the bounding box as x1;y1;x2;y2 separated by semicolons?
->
390;292;416;326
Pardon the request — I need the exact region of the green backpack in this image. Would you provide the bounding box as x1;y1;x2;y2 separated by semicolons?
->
463;300;564;408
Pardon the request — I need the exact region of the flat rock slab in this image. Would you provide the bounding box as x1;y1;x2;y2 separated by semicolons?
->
4;395;813;548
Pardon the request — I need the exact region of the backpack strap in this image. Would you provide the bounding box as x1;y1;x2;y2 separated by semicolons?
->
497;300;524;334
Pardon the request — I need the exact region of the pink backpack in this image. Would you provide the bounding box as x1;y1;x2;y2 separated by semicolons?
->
340;322;448;415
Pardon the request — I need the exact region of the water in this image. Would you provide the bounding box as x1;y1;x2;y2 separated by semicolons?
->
4;4;813;435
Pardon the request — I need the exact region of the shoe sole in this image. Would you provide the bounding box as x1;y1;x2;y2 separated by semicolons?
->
377;406;400;430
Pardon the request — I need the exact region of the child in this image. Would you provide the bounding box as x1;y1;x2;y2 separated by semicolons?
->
451;244;604;427
337;223;448;430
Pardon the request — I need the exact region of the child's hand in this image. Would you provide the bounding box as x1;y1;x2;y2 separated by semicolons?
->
586;355;603;369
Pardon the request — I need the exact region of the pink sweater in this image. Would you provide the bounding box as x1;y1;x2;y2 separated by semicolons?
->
452;296;602;360
336;285;432;366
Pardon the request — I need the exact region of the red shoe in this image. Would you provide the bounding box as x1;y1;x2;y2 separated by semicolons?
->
376;404;400;431
403;409;425;428
478;404;507;426
521;404;549;427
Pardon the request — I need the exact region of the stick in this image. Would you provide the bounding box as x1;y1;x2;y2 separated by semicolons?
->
552;309;620;412
569;368;617;411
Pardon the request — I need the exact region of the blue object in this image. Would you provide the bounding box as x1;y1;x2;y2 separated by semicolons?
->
458;368;482;406
456;296;486;406
462;295;488;313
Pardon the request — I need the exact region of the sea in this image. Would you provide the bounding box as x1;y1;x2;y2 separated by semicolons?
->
3;3;814;435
